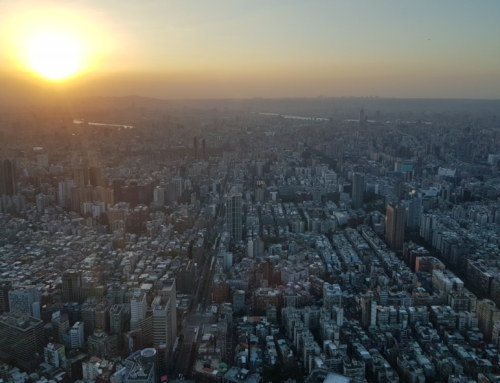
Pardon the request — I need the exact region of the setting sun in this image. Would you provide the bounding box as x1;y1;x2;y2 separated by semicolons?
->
26;31;82;81
0;3;121;83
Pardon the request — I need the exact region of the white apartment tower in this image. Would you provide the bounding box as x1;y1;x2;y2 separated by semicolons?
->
130;289;147;330
70;322;84;348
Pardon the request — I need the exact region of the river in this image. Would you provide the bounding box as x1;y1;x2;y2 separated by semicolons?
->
73;119;134;129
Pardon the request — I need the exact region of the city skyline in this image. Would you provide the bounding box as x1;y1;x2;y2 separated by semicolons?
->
2;2;500;383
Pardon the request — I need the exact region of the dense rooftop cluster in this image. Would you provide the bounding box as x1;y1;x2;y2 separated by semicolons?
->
1;101;500;383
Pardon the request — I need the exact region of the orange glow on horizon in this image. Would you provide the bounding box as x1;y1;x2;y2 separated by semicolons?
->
1;3;122;82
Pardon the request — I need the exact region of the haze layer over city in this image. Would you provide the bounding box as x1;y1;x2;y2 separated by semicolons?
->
1;2;500;383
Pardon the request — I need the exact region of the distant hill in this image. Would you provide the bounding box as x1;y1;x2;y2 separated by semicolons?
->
70;95;500;116
1;71;500;116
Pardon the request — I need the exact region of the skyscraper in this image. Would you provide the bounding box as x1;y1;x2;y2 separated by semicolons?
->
202;138;206;159
73;167;89;188
58;180;75;208
8;285;41;318
193;136;198;159
153;186;165;207
0;279;13;314
152;296;172;361
386;202;406;251
1;159;18;196
51;312;70;346
109;304;125;334
164;182;177;204
225;192;242;242
360;290;376;329
477;299;500;341
156;279;177;349
0;160;6;196
407;192;423;231
62;270;82;303
71;187;82;213
155;344;168;382
112;179;126;203
359;106;366;129
0;312;45;371
130;289;147;331
351;173;365;210
89;166;104;187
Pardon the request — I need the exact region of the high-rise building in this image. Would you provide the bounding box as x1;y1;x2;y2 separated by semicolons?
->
81;300;97;338
155;344;168;382
360;291;376;329
0;279;13;314
44;343;66;368
351;173;365;209
193;136;198;159
73;167;90;188
82;358;102;381
58;180;76;208
124;349;156;383
232;290;245;313
177;260;195;294
419;214;436;242
94;302;110;333
36;194;52;213
130;289;147;330
477;299;500;341
62;270;82;303
156;279;177;352
8;285;41;318
153;186;165;207
493;321;500;346
386;202;406;251
80;284;106;303
52;312;70;346
88;331;118;358
359;106;366;129
323;283;342;310
112;179;126;203
165;182;178;204
0;312;45;371
70;321;85;348
225;192;242;242
152;296;173;361
89;166;104;187
92;186;106;204
407;192;423;230
71;187;82;213
0;160;5;196
109;304;125;334
1;159;18;196
202;138;206;159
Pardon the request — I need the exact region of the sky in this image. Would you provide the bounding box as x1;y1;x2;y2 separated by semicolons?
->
1;0;500;100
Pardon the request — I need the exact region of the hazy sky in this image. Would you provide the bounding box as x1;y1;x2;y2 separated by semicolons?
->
1;0;500;99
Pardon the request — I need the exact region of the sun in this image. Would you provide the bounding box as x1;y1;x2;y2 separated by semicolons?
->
26;31;83;81
2;4;126;82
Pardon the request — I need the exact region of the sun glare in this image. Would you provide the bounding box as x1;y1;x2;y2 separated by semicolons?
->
1;3;123;82
26;31;82;81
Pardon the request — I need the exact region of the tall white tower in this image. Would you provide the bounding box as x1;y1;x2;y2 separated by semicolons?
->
130;289;147;330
